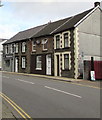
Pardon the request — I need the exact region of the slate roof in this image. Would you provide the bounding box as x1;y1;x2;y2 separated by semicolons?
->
33;17;71;38
4;7;95;44
51;8;94;34
33;8;94;37
4;24;46;44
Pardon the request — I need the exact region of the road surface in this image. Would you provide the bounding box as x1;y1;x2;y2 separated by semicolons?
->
1;72;100;119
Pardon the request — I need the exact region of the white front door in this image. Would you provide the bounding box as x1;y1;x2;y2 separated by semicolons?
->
15;57;18;72
46;54;51;75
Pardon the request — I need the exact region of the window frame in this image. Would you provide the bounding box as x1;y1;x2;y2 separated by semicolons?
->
22;42;26;53
56;35;60;49
62;52;71;70
10;44;13;54
21;57;26;69
64;54;69;70
15;43;19;53
62;31;70;48
36;55;42;70
5;45;8;54
32;41;36;52
42;39;48;51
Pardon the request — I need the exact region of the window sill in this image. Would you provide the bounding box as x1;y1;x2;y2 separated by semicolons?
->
36;68;42;70
62;69;70;71
32;50;36;52
22;68;26;69
42;49;48;51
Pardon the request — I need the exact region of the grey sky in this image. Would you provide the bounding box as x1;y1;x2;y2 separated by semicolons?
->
0;1;101;39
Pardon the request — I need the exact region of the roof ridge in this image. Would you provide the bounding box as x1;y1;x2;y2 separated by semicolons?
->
50;16;74;34
19;24;47;33
30;23;48;38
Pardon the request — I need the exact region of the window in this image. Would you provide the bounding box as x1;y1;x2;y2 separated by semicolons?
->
62;31;70;48
56;35;60;49
22;57;26;68
5;60;10;67
22;42;26;53
36;56;42;70
5;45;8;54
42;39;48;50
64;33;69;48
15;43;19;53
12;44;15;53
10;44;13;54
64;54;69;69
32;41;36;51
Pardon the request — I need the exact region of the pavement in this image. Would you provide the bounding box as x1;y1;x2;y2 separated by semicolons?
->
1;71;101;119
2;101;16;119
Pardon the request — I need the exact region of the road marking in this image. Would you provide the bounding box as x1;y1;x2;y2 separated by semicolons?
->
45;86;82;98
2;76;9;79
0;92;32;120
15;79;35;84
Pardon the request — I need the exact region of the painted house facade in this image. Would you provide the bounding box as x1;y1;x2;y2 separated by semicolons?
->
0;39;7;70
53;3;102;79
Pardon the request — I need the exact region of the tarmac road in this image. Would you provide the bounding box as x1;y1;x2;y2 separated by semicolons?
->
1;72;100;119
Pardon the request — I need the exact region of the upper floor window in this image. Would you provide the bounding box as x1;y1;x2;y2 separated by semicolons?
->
32;41;36;51
5;45;8;54
10;44;13;54
56;35;60;49
15;43;19;53
64;33;69;48
22;42;26;53
42;39;48;51
63;31;70;48
36;56;42;70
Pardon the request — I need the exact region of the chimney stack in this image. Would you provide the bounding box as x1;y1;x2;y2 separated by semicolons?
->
94;2;100;7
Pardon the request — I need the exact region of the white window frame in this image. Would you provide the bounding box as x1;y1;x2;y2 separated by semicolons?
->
10;44;13;54
22;57;26;69
36;56;42;70
15;43;19;53
62;52;71;70
22;42;26;53
54;34;61;49
62;31;70;48
42;39;48;51
32;41;36;52
5;45;8;54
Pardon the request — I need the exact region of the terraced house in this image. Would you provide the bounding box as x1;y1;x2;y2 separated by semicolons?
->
3;2;102;80
53;2;102;79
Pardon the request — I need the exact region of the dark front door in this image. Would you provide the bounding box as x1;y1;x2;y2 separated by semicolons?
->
57;55;59;76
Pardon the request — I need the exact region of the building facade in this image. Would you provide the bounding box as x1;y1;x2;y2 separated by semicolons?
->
53;4;102;79
0;39;7;70
2;2;102;80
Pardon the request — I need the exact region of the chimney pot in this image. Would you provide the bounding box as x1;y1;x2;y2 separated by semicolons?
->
94;2;100;7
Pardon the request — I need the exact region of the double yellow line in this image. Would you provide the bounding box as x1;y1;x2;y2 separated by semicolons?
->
0;92;32;120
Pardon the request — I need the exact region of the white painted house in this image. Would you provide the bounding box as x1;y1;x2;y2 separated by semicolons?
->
0;39;7;70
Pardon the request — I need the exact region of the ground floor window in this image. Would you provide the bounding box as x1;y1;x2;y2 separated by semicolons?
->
64;54;69;69
5;60;10;67
21;57;26;68
36;56;42;70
